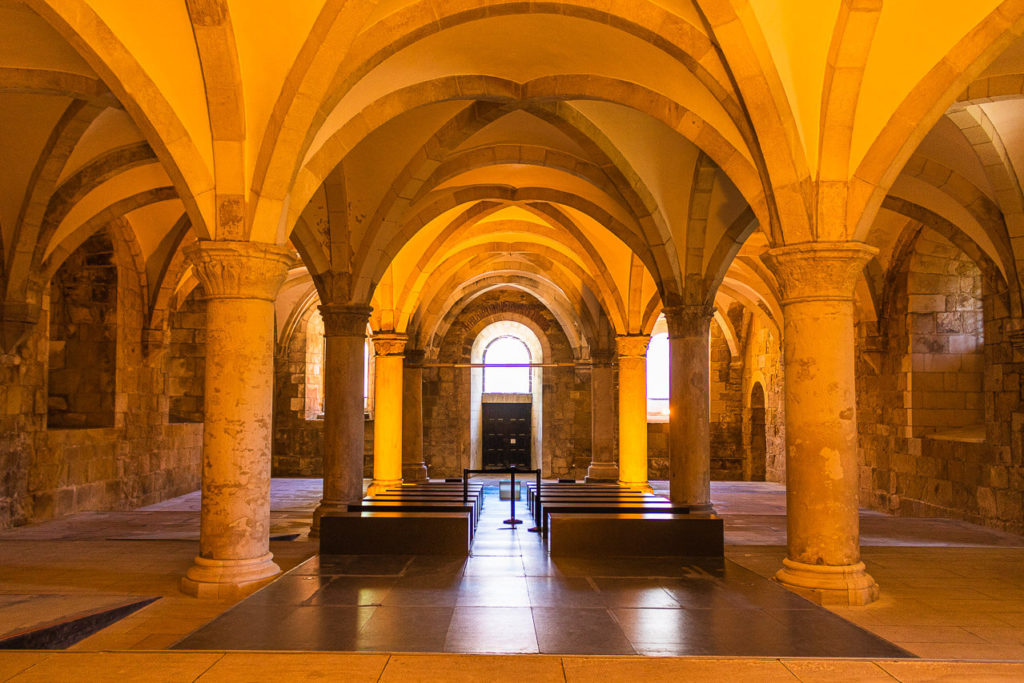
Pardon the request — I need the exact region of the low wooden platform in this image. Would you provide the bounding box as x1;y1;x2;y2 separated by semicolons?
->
319;511;471;555
548;512;724;557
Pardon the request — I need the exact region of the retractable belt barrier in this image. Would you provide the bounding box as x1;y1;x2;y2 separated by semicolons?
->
463;466;541;532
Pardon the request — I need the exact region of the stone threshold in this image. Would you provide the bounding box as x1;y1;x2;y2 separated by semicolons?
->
1;651;1023;681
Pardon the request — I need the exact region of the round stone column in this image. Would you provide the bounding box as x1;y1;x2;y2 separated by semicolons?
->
310;303;371;538
763;241;879;606
402;348;428;482
616;335;651;490
664;304;715;512
368;333;407;494
586;350;618;482
180;241;291;599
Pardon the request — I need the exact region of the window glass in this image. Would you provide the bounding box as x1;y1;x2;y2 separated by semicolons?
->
483;335;531;393
647;332;669;417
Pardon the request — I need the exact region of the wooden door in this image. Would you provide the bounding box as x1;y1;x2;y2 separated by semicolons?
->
481;402;531;469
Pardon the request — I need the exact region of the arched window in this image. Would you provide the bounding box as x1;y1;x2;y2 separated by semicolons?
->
363;339;372;413
483;335;531;393
304;310;325;419
647;332;669;418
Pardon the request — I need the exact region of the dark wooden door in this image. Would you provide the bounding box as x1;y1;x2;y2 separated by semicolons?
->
482;402;531;469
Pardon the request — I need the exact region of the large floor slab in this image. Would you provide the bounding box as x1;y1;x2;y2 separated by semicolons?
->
175;485;909;657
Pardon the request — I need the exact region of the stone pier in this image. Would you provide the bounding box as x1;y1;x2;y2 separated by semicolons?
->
402;348;428;482
369;333;407;494
180;241;291;599
310;304;372;538
616;335;651;491
587;350;618;482
764;242;880;606
665;304;715;512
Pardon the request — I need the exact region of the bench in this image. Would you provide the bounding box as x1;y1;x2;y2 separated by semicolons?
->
319;511;471;555
537;499;686;530
547;513;724;557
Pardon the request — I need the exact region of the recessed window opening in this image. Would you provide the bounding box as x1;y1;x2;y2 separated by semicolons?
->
483;335;531;394
364;339;373;414
647;331;669;417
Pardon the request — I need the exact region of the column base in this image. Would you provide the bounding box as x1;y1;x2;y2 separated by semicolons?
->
402;463;429;482
585;462;619;483
774;558;879;606
180;552;281;599
366;479;403;496
309;499;350;539
619;480;653;493
679;502;716;514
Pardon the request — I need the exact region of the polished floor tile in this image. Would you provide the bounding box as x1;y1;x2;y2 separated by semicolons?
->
532;607;636;655
444;607;538;653
354;606;453;652
174;485;913;657
591;577;681;608
526;576;604;608
305;577;395;605
456;576;531;607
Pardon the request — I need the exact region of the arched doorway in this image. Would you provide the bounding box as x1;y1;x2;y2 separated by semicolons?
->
481;335;532;468
748;383;767;481
470;321;544;471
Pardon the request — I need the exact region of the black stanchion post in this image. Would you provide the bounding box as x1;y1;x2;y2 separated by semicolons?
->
503;465;522;527
463;468;468;503
529;468;541;533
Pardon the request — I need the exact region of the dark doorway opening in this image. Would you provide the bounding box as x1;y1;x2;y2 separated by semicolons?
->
748;383;767;481
482;402;531;469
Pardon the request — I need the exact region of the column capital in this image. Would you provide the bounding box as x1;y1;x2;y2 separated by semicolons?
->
615;334;650;358
763;241;877;304
184;240;292;301
404;348;426;367
319;303;371;337
662;304;715;338
0;300;41;354
372;332;408;357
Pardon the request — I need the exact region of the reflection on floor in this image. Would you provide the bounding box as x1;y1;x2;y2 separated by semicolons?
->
0;479;1022;658
175;485;909;657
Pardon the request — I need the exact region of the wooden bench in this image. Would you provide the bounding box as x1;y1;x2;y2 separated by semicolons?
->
363;494;483;523
547;513;724;557
535;498;682;530
319;511;471;555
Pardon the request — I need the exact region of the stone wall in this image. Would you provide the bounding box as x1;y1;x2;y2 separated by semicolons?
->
167;287;206;423
643;310;781;482
904;231;985;435
271;302;374;477
47;232;117;428
0;227;202;528
0;312;47;527
741;311;786;483
422;289;590;479
273;303;325;476
857;227;1023;534
709;312;745;479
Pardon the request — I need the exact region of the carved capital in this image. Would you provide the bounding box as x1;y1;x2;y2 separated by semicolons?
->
763;242;877;304
615;334;649;358
372;332;408;357
662;304;715;338
319;303;371;338
404;348;426;367
184;241;292;301
0;301;41;354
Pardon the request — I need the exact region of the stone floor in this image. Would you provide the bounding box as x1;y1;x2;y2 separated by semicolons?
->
0;479;1021;671
3;651;1024;682
174;484;908;657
